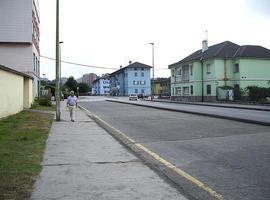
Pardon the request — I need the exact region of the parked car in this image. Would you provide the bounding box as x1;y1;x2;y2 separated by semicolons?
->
129;94;138;100
138;93;144;99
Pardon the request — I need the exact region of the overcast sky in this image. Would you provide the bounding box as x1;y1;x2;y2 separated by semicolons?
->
39;0;270;80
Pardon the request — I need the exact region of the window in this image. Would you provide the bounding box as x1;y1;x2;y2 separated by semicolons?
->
134;68;137;70
190;65;193;75
135;72;137;77
178;67;182;75
141;68;144;71
37;60;40;76
207;85;211;95
234;64;239;73
133;80;139;85
141;89;145;94
183;86;189;95
182;65;189;81
176;87;182;95
35;57;38;73
190;85;193;95
140;81;145;85
172;69;175;77
33;53;35;72
135;89;138;93
141;72;144;77
206;64;211;74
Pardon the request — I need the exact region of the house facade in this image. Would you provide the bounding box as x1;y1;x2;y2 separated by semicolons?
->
92;75;110;95
152;77;171;96
0;0;40;97
169;41;270;101
0;64;34;118
110;62;151;96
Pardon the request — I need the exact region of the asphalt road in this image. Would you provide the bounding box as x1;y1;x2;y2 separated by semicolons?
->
107;99;270;125
80;99;270;200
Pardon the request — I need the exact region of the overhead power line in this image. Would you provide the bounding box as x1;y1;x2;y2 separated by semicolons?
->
41;55;169;70
40;55;118;70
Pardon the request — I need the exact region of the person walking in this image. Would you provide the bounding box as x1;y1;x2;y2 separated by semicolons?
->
67;91;77;122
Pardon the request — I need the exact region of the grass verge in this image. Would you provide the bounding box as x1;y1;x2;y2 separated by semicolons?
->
31;103;56;111
0;110;54;200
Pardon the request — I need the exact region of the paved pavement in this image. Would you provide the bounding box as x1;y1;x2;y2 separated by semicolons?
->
80;99;270;200
106;99;270;126
31;101;187;200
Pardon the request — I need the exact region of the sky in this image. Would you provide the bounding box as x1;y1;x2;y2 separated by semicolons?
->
39;0;270;80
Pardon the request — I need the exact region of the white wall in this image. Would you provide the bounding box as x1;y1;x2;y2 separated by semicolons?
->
0;44;33;73
0;0;32;43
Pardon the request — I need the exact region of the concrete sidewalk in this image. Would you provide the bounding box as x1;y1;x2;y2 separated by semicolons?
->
31;102;186;200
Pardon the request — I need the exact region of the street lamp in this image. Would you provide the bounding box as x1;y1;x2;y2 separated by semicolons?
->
150;42;154;97
59;41;63;100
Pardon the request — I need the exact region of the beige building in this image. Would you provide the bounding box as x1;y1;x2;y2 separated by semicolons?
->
0;0;40;97
0;65;34;119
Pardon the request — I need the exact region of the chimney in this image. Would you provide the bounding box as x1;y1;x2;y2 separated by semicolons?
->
120;65;122;69
129;61;132;65
202;40;208;52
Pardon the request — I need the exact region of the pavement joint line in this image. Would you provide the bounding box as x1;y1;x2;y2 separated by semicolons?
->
78;104;224;200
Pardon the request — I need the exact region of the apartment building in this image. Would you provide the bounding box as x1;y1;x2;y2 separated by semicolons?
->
0;0;40;96
169;40;270;101
110;62;152;96
82;73;97;87
92;75;110;95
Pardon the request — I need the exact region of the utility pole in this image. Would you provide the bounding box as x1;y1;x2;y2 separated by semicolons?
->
55;0;61;121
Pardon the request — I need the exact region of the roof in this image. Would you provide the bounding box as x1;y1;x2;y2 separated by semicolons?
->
0;64;33;79
233;45;270;58
169;41;270;68
92;74;110;84
153;77;171;83
110;62;152;76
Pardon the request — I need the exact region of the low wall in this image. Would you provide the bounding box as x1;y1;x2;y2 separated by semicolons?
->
0;65;33;119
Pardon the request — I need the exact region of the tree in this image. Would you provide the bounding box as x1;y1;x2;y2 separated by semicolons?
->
77;82;90;93
64;76;77;92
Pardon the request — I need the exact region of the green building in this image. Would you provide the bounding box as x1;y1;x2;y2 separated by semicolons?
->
169;41;270;101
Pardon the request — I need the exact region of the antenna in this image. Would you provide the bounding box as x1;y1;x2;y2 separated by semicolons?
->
205;30;208;41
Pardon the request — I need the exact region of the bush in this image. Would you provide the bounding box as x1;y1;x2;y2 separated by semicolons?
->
38;97;52;107
246;86;270;102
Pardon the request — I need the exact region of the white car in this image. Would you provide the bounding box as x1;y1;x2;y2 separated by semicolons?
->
129;94;138;100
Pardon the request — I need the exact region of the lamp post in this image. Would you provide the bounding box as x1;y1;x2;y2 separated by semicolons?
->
150;42;154;97
55;0;61;121
59;41;63;100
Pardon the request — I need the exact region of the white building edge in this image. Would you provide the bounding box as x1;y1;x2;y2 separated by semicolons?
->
0;0;40;97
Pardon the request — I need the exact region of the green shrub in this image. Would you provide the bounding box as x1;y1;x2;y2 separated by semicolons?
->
38;97;52;107
246;86;270;102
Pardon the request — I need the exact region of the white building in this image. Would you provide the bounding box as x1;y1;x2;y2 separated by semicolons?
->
0;0;40;96
92;76;110;95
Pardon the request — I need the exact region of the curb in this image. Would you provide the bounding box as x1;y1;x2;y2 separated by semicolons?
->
78;104;224;200
143;99;270;112
106;100;270;126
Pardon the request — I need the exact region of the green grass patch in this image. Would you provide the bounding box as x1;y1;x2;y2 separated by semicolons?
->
31;103;55;111
0;111;54;200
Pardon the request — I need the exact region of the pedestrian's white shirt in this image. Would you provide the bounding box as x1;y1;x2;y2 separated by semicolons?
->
67;96;77;106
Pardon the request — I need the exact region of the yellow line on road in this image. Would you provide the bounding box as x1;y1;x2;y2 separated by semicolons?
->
79;104;224;200
135;143;224;200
